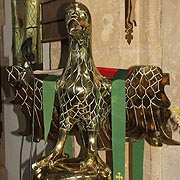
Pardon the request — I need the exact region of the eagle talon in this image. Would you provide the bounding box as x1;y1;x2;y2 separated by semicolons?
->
79;153;111;177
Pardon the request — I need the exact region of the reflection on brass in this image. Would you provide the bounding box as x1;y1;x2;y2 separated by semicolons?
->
126;65;180;146
11;0;42;65
32;2;112;179
125;0;137;44
30;2;111;179
171;106;180;126
6;65;180;147
6;65;45;142
5;2;180;179
6;38;44;142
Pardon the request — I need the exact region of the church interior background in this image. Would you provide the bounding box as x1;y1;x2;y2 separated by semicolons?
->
1;0;180;179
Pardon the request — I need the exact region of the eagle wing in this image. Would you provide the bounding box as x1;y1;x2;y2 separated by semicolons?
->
126;65;180;146
6;39;180;147
6;65;45;142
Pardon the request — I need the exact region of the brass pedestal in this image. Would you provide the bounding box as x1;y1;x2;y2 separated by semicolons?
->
34;167;111;180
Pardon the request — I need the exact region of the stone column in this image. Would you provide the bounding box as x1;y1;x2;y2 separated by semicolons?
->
138;0;162;66
160;1;180;180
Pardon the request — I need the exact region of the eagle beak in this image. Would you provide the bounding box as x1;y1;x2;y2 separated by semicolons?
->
67;17;90;35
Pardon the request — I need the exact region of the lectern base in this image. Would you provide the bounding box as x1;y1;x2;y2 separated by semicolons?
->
34;168;111;180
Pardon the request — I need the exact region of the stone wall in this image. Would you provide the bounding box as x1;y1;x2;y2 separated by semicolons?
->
0;0;6;179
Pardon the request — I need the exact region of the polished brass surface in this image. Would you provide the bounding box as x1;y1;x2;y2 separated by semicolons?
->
7;64;179;147
33;2;112;179
5;2;180;179
126;65;180;146
11;0;42;65
33;169;109;180
171;105;180;126
6;38;45;142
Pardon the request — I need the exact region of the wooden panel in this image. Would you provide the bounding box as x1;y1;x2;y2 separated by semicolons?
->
41;0;75;42
42;21;68;42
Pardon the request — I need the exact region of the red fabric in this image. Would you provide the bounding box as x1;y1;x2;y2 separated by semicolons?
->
97;67;118;78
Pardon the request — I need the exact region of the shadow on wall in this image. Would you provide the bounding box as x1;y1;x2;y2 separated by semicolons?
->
41;0;75;69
